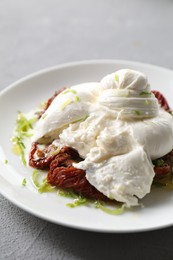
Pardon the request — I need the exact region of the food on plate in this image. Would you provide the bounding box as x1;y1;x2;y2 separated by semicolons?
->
12;69;173;208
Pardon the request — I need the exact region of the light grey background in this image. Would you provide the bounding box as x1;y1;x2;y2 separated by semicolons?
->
1;0;173;259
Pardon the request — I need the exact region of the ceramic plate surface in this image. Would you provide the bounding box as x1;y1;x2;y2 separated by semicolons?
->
1;60;173;233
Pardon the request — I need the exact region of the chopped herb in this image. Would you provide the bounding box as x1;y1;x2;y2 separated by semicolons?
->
39;101;47;110
60;98;73;110
134;110;141;116
22;178;27;186
144;99;150;105
16;113;36;136
63;88;77;95
58;189;126;215
11;136;26;165
38;178;55;193
95;201;125;215
58;189;78;199
75;95;80;102
32;170;55;193
139;91;151;96
4;159;8;164
67;197;88;208
32;170;40;188
60;94;80;110
153;159;165;167
115;74;119;82
11;113;37;165
50;147;60;156
58;189;89;207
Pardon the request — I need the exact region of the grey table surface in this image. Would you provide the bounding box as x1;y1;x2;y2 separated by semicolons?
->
1;0;173;259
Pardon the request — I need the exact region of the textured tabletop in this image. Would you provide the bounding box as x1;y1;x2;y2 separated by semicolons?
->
1;0;173;259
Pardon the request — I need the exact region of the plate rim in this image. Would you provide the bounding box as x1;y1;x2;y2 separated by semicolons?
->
1;59;173;96
1;59;173;233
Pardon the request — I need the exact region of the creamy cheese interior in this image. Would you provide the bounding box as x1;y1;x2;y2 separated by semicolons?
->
32;69;173;207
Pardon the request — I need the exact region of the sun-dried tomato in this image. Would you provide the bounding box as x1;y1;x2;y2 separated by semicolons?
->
154;150;173;179
47;146;109;201
152;90;170;111
154;164;171;179
29;142;58;169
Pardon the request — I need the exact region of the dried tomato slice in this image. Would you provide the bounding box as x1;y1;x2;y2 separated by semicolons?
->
29;143;58;169
47;147;109;201
152;90;170;111
153;149;173;179
154;164;171;179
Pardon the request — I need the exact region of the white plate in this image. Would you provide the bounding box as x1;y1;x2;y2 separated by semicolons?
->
1;60;173;233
